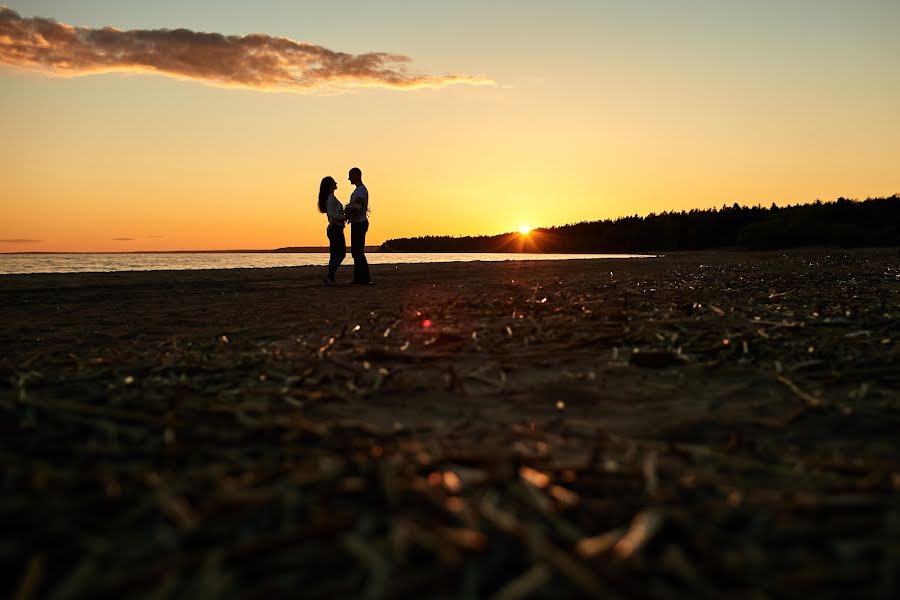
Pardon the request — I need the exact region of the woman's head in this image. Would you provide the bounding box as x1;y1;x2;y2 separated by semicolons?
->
318;176;337;213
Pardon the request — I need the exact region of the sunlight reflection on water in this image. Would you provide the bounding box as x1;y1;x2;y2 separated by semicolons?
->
0;252;654;275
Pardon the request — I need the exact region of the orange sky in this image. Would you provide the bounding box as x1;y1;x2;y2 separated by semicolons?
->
2;1;898;252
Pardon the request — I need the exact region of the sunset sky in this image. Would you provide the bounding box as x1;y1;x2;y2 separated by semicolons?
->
2;0;898;252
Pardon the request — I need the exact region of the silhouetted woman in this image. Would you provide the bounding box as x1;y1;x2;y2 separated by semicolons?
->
318;176;345;285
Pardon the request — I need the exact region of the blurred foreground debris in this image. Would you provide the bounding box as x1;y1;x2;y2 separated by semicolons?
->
2;249;899;598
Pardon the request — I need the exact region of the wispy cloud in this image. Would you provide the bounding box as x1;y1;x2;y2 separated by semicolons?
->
0;6;492;92
0;238;42;243
112;237;135;241
147;235;164;238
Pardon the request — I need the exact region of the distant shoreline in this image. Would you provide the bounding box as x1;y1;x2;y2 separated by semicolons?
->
0;247;642;255
0;247;365;255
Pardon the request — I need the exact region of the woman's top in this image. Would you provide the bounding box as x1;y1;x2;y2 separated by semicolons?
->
325;194;344;225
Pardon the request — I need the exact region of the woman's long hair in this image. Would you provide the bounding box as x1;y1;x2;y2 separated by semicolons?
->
318;177;335;213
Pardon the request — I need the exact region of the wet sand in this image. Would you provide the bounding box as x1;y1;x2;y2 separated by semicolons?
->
2;249;899;597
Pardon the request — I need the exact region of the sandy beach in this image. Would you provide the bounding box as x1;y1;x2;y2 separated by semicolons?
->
3;249;899;597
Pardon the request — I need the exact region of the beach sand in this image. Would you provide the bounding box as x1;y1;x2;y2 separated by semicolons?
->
2;249;899;597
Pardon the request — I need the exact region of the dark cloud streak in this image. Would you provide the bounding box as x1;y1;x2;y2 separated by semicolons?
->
0;6;492;92
0;238;42;243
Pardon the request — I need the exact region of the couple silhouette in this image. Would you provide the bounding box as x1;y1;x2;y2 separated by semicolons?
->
318;167;373;286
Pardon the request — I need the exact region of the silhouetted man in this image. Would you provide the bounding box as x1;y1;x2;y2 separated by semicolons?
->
348;167;372;284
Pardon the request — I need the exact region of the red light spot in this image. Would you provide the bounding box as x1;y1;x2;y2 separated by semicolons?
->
422;319;433;329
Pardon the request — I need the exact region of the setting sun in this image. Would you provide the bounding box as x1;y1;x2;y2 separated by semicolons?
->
518;225;533;235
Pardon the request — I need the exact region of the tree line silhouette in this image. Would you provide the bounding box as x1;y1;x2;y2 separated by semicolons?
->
380;196;899;253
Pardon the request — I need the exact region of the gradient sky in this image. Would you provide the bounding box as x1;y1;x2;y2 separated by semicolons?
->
2;0;898;251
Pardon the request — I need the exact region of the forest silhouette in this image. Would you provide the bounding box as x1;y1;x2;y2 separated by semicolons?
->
380;196;900;253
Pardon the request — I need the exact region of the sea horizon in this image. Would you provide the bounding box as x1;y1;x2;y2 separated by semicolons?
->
0;251;655;275
0;247;366;255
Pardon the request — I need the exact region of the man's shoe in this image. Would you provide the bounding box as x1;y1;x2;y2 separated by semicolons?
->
323;277;334;286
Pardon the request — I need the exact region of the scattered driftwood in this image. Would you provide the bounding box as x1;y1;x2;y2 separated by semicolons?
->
1;249;899;598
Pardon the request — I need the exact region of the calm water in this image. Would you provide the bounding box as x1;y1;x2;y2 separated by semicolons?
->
0;252;653;275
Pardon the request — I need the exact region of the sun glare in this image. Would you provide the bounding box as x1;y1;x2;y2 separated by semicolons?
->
518;225;532;235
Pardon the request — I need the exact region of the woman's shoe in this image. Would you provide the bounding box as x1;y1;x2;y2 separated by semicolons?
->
323;276;334;286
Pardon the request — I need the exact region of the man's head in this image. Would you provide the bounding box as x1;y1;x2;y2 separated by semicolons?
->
348;167;362;185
